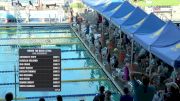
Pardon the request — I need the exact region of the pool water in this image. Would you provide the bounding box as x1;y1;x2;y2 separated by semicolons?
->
0;26;120;101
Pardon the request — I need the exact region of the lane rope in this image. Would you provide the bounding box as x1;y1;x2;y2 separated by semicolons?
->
0;78;108;85
0;36;78;40
0;42;82;46
0;67;100;73
0;49;86;54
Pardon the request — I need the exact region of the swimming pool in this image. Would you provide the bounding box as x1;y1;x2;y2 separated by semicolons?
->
0;26;120;101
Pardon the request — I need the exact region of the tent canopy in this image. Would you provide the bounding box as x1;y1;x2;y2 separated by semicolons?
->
151;42;180;68
111;1;135;18
102;2;122;13
134;21;178;51
134;24;166;50
151;21;180;47
121;13;165;37
110;1;135;26
150;21;180;68
133;13;166;35
122;7;147;26
121;7;147;35
102;1;124;20
92;0;123;13
82;0;110;7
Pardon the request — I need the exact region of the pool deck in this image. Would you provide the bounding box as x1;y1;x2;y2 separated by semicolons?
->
0;23;69;27
71;25;125;95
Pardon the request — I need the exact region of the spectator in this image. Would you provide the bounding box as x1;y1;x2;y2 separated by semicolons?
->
157;62;164;74
164;82;180;101
39;97;45;101
96;13;102;31
152;90;164;101
123;61;130;81
120;87;133;101
5;92;13;101
93;86;105;101
170;68;178;82
130;72;156;101
90;33;95;45
17;0;22;7
77;15;83;32
101;46;108;65
105;90;112;101
104;19;109;27
85;21;90;35
75;13;79;25
57;95;63;101
110;54;119;69
29;1;33;6
69;8;74;23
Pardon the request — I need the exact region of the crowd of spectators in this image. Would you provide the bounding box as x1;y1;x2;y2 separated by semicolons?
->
4;5;180;101
71;7;180;101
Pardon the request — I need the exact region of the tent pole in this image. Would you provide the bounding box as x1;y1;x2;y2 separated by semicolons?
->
131;39;134;71
119;26;122;50
149;52;152;76
119;29;122;50
14;65;17;101
102;16;104;44
108;21;111;41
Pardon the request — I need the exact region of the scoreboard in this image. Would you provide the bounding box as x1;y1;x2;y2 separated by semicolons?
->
19;49;61;91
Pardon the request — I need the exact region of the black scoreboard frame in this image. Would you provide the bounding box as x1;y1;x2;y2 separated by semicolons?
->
19;48;61;91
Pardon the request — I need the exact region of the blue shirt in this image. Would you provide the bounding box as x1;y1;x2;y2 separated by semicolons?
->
93;93;105;101
120;95;133;101
132;80;156;101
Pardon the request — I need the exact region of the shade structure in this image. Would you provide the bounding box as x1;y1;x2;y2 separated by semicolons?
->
102;2;122;20
110;1;135;26
82;0;110;7
149;21;180;68
151;42;180;68
122;13;165;37
92;0;123;14
120;7;148;37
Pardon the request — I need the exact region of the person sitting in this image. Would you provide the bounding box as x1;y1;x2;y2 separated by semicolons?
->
5;92;13;101
130;72;156;101
120;87;133;101
57;95;63;101
93;86;105;101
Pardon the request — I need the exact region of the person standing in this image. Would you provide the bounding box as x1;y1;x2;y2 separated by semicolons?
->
57;95;63;101
69;8;74;23
130;72;156;101
39;97;45;101
120;87;133;101
93;86;105;101
105;90;112;101
5;92;13;101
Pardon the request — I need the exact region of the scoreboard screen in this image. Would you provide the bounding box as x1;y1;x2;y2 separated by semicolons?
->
19;49;61;91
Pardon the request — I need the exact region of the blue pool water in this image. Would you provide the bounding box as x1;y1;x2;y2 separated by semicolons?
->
0;26;120;101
